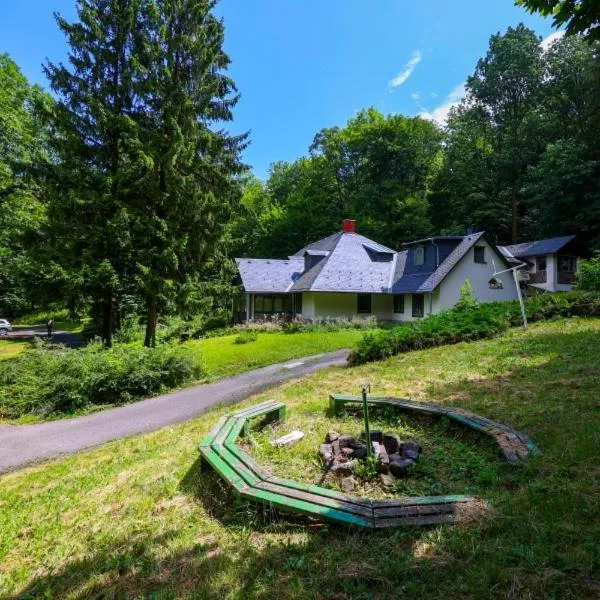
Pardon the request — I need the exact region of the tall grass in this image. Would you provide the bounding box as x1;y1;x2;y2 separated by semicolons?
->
0;340;204;418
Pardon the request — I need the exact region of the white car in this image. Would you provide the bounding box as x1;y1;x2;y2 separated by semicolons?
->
0;319;12;335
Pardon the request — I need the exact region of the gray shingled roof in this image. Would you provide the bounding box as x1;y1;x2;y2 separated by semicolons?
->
291;232;393;293
499;235;576;258
237;230;509;295
235;257;304;293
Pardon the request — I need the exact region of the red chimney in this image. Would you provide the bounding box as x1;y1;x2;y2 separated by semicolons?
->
342;219;356;233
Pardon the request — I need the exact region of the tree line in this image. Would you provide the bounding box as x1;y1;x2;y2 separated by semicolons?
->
1;2;599;342
237;25;600;260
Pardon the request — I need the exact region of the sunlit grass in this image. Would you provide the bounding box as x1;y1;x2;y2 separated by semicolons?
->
185;329;371;379
0;340;30;361
0;318;598;598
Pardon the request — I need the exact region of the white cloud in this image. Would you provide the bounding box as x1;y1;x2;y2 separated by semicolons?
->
418;83;466;125
541;30;565;51
429;92;438;98
411;91;420;101
389;50;422;88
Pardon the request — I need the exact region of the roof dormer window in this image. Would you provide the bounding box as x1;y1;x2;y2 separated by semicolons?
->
414;245;425;266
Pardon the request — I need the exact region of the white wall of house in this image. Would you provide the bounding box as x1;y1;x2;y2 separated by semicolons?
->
302;291;393;320
390;293;432;322
437;241;518;310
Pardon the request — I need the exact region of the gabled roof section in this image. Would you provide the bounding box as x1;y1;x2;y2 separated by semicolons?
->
500;235;576;258
391;232;509;293
291;232;394;293
291;232;343;258
235;257;304;293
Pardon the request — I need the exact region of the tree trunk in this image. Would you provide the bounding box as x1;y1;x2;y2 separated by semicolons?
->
511;182;519;244
144;296;158;348
102;298;113;348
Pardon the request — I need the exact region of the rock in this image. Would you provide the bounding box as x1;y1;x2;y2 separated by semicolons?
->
326;430;340;443
382;432;402;455
332;439;341;456
331;459;358;476
389;457;415;477
403;441;422;453
379;473;396;487
378;445;390;472
341;447;354;457
388;452;401;462
270;430;304;448
403;448;420;462
353;445;367;459
361;429;383;444
340;476;356;492
338;435;361;449
371;441;381;458
319;443;333;465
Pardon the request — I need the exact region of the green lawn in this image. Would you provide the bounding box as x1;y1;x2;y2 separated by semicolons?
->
1;318;598;598
0;339;30;361
188;329;370;379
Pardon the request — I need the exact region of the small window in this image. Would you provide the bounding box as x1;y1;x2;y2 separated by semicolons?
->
537;256;546;271
559;256;576;272
357;294;371;314
393;294;405;314
412;294;424;318
474;246;486;264
414;246;425;266
488;277;503;290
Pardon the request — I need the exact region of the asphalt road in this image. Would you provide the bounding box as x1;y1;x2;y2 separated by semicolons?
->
0;349;349;474
6;326;81;348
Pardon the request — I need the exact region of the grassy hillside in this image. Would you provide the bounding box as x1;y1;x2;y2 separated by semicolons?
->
1;318;598;598
188;329;368;379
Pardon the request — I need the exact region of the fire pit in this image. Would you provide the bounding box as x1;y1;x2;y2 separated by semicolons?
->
320;429;423;490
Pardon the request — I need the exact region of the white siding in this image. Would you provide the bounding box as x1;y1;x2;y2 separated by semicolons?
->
437;240;518;310
309;292;392;320
390;293;432;322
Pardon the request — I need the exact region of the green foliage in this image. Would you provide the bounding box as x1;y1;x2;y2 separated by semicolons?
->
0;54;52;317
576;252;600;291
516;0;600;42
233;331;257;344
457;278;477;310
349;291;600;364
0;341;204;418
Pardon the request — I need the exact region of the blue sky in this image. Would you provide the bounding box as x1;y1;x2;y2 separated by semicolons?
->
2;1;560;179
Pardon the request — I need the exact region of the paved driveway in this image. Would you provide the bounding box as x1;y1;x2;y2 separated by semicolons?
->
6;326;81;348
0;350;348;474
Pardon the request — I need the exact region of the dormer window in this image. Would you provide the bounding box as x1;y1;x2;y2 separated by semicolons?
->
414;245;425;266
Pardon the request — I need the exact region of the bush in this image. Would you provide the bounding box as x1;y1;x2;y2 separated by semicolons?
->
348;291;600;365
576;252;600;291
233;331;258;344
0;340;204;418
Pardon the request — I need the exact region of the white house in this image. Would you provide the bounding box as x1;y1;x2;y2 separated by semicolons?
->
498;236;580;293
236;220;529;322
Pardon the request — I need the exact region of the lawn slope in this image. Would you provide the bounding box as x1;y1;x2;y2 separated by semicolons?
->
0;318;598;599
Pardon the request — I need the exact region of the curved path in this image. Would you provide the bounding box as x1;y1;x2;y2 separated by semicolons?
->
0;350;348;475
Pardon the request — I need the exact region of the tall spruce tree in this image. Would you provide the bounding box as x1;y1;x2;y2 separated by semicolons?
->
132;0;247;346
45;0;146;346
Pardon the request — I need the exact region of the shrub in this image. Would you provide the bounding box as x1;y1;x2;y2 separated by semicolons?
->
576;252;600;291
348;291;600;365
0;340;204;418
233;331;258;344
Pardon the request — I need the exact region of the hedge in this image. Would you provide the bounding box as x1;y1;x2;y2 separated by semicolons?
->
0;341;204;419
348;291;600;365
